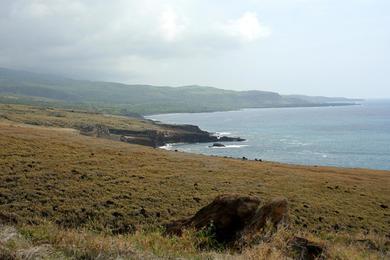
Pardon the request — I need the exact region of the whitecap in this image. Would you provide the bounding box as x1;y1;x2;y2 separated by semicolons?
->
159;144;173;150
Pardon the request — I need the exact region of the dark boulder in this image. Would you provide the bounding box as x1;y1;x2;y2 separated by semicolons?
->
219;136;245;142
237;197;289;247
164;195;289;247
209;143;225;148
289;236;325;260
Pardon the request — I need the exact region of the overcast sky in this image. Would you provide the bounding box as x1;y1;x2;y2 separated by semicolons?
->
0;0;389;98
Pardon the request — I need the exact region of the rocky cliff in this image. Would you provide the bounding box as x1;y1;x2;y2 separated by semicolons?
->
80;123;245;148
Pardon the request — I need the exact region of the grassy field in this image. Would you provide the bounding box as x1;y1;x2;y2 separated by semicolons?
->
0;104;169;132
0;105;389;259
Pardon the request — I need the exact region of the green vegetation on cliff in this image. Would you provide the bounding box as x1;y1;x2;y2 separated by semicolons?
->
0;68;359;115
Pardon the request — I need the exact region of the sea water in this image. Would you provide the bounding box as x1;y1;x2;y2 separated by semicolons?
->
148;100;390;170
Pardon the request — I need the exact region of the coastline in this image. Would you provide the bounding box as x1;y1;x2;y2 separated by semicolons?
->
143;102;360;116
147;101;390;171
3;102;389;171
1;120;389;259
159;145;390;172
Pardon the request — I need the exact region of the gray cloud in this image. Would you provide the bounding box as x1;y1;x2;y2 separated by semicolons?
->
0;0;389;98
0;0;271;80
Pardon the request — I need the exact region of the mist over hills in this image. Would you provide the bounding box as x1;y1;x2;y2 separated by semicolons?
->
0;68;360;115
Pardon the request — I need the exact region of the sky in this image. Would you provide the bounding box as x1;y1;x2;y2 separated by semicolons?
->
0;0;389;98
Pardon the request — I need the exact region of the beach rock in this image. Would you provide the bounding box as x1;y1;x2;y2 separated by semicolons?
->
210;143;225;148
219;136;245;142
164;195;289;248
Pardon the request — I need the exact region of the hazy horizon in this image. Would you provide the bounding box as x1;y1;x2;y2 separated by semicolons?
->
1;0;389;99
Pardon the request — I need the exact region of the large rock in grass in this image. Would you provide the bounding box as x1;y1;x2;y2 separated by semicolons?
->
164;194;288;247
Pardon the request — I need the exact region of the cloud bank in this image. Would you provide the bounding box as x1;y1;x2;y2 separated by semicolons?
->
0;0;389;98
0;0;271;80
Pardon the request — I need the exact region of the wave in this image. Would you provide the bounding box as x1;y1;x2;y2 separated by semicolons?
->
159;144;173;150
279;139;311;146
215;131;232;136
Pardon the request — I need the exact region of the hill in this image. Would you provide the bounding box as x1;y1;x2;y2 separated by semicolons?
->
0;105;389;259
0;68;359;115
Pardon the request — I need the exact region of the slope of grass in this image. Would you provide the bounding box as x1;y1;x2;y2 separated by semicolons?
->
0;104;166;132
0;105;389;258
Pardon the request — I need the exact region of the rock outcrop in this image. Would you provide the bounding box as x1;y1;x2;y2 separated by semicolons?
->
164;195;289;248
79;123;245;148
209;143;225;147
79;124;110;138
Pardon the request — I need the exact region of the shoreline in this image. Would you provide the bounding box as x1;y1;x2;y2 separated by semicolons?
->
144;102;361;117
157;144;390;172
148;102;390;171
2;103;388;171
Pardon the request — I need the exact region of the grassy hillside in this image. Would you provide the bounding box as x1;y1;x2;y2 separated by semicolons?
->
0;106;389;258
0;68;358;115
0;104;172;133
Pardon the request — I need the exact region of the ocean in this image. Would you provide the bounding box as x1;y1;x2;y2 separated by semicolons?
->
148;100;390;170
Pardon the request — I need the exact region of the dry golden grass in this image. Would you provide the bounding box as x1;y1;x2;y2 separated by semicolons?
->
0;103;169;132
1;223;388;259
0;104;390;258
1;121;389;234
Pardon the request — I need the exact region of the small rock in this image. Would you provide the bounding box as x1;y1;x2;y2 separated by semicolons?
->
140;208;148;217
332;224;340;231
105;200;114;206
380;204;388;209
209;143;225;148
289;236;325;260
112;212;122;218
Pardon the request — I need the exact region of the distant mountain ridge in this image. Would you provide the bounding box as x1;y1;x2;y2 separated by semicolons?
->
0;68;360;115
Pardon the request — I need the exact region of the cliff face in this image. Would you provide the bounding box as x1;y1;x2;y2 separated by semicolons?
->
80;123;244;148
